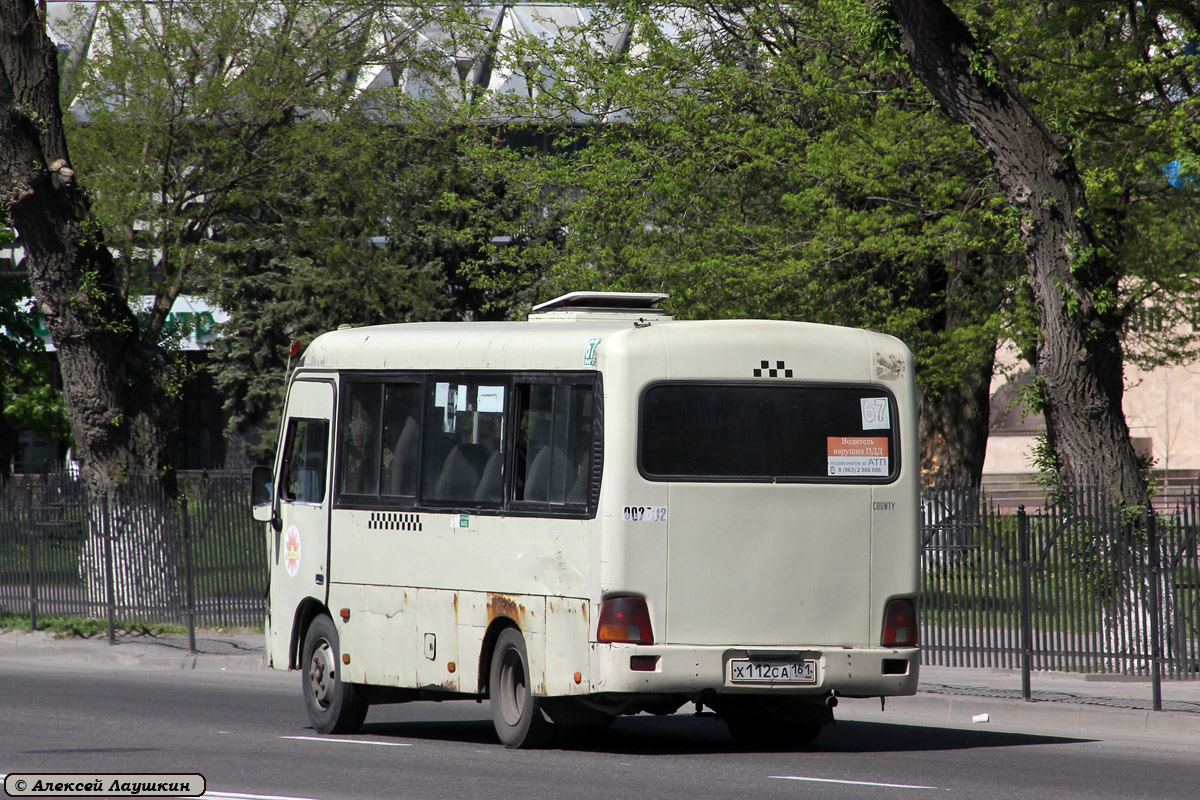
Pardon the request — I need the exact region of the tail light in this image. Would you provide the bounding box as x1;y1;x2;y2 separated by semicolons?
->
597;596;654;644
882;598;918;647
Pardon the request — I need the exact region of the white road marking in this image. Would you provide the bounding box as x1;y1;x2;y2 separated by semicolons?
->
771;775;937;790
279;735;412;747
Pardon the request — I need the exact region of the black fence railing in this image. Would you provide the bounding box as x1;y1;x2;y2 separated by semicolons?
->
0;470;264;640
921;478;1200;696
3;469;1198;693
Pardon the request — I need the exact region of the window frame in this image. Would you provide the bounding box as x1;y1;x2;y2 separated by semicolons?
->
332;370;603;518
280;417;331;505
510;375;602;514
636;380;901;485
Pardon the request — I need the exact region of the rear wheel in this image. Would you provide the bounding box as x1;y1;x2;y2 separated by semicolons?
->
489;628;557;748
720;696;830;749
301;614;368;734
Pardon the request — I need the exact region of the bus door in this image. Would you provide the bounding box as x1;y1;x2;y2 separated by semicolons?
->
268;379;335;666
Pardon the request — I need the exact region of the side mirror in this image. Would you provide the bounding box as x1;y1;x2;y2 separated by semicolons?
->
250;465;278;528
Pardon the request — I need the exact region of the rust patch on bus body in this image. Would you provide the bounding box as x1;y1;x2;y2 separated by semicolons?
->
487;593;527;628
547;596;588;623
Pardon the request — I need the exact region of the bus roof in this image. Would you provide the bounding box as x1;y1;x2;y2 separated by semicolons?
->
295;317;911;386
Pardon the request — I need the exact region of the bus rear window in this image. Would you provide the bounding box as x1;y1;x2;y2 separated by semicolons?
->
639;383;898;482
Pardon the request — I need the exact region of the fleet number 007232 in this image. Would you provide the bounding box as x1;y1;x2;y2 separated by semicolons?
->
623;506;668;522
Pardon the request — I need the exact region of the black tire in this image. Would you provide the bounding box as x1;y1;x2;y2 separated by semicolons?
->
301;614;368;734
489;628;557;748
720;696;830;749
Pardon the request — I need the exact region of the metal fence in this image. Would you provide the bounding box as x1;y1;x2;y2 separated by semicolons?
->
921;478;1200;692
4;469;1198;691
0;470;264;637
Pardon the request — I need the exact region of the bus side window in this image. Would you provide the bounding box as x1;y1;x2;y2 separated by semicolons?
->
340;383;383;496
282;418;329;504
381;383;422;498
422;382;506;504
516;384;593;504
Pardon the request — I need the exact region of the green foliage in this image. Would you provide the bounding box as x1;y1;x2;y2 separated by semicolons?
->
200;110;546;453
477;1;1019;410
42;0;1200;479
63;1;448;345
0;612;185;638
57;1;552;461
463;0;1199;480
955;0;1200;367
1030;430;1062;489
0;219;70;469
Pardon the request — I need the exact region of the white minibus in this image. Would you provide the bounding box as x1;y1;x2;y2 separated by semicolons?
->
252;292;920;748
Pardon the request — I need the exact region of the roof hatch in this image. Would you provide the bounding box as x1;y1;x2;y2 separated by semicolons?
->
529;291;672;321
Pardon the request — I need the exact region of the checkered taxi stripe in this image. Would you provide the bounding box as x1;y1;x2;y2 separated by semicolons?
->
753;360;793;378
367;512;422;531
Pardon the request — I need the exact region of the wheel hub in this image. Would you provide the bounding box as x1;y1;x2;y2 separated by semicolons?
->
497;650;526;725
309;639;335;710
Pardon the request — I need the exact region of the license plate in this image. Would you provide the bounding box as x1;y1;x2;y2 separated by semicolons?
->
729;659;817;684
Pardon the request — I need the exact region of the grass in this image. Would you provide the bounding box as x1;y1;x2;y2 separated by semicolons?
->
0;611;263;638
0;611;187;638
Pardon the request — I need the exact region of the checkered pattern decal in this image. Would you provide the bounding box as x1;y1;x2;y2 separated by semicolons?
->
753;360;793;378
367;512;422;531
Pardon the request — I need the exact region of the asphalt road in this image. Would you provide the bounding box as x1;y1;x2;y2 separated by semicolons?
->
1;658;1197;800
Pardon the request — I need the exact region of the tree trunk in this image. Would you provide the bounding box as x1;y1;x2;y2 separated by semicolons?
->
2;2;179;612
919;347;994;483
889;0;1151;508
918;250;1004;484
1;1;176;493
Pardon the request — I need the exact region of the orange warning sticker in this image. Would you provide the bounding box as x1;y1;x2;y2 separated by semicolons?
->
827;437;890;477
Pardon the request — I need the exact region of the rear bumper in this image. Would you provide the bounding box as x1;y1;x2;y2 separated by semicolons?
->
589;643;919;698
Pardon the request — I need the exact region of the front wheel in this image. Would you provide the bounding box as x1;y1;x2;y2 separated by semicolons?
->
301;614;368;734
489;628;557;748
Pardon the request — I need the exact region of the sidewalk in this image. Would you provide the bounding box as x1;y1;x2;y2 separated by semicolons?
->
0;628;267;671
862;664;1200;738
2;629;1199;735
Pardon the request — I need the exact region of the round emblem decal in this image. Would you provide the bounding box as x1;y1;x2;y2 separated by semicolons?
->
284;525;302;577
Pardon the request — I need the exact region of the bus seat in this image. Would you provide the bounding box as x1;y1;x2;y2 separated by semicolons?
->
567;464;588;503
387;417;419;496
433;443;491;501
524;445;567;502
474;451;503;502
